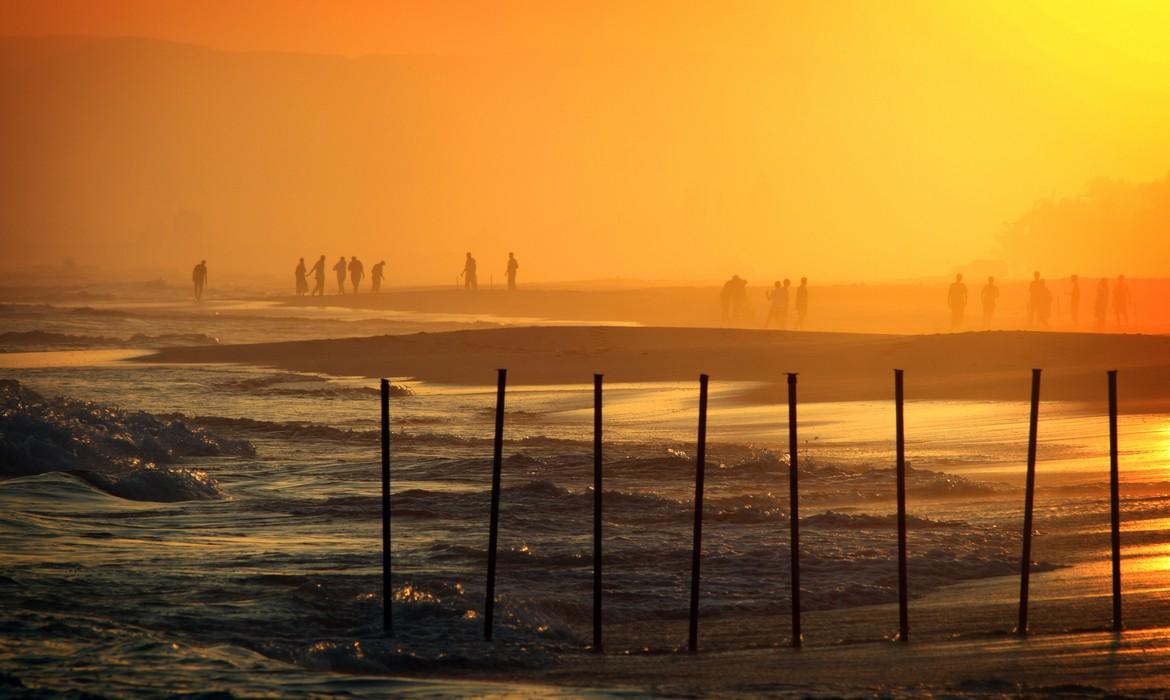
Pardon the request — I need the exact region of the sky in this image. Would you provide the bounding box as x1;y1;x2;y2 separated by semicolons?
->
2;1;1169;284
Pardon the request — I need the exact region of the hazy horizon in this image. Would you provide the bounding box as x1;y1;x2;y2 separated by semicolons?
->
3;2;1170;286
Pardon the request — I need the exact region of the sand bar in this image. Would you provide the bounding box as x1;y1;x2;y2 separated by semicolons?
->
144;326;1170;408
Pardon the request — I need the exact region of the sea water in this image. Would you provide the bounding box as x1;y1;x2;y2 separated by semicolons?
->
2;299;1169;698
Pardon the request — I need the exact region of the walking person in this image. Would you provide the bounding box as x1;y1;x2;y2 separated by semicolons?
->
505;252;519;291
371;260;386;293
333;256;348;294
192;260;208;301
1035;279;1053;328
764;279;789;329
1094;278;1109;330
795;277;809;329
295;258;308;296
980;276;999;328
1027;271;1043;327
348;256;364;294
1113;274;1132;327
310;255;326;297
947;273;967;329
1068;274;1080;326
460;252;478;290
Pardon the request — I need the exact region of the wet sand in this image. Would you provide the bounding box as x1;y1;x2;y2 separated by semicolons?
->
145;326;1170;408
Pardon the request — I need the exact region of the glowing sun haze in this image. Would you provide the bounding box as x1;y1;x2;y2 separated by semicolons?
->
2;0;1168;284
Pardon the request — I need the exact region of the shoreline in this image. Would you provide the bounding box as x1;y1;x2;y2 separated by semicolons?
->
142;325;1170;409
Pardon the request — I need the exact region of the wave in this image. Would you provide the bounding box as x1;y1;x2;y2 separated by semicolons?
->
0;380;251;500
0;329;220;350
216;372;414;399
72;465;225;502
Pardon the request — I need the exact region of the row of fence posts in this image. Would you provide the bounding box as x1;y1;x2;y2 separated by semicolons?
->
378;368;1125;648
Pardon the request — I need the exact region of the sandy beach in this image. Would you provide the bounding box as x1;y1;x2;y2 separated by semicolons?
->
146;325;1170;408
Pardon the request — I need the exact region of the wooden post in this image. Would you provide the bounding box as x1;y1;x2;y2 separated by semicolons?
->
593;373;604;652
895;369;908;642
1017;368;1041;635
381;378;393;637
687;374;709;654
1109;370;1122;632
788;372;802;647
484;369;507;641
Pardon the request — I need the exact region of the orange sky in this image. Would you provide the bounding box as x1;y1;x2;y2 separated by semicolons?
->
1;1;1169;284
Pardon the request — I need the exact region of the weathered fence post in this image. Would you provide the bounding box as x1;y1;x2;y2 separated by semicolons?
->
1108;370;1122;632
381;378;393;637
895;369;908;642
687;374;709;654
1017;368;1042;634
484;369;507;641
788;372;802;647
593;373;604;652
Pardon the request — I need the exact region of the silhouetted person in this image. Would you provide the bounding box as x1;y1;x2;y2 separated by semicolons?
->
720;277;735;319
295;258;308;296
333;256;347;294
460;252;478;290
980;276;999;327
310;255;326;296
765;279;790;329
947;273;967;329
505;252;519;291
720;275;748;320
1113;274;1131;327
192;260;207;301
371;261;386;293
1027;271;1043;327
348;256;364;294
1035;279;1053;328
1068;274;1080;326
795;277;808;329
1094;279;1109;330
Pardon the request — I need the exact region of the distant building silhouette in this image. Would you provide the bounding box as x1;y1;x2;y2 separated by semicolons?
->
795;278;808;329
461;253;478;290
310;255;326;296
506;252;519;291
371;261;386;293
192;260;207;301
947;273;967;329
764;279;790;329
295;258;308;296
333;256;348;294
348;256;364;294
980;276;998;328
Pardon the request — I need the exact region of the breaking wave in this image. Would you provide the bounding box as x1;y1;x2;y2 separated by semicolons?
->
0;380;250;500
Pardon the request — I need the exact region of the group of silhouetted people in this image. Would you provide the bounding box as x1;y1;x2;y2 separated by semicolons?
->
291;255;387;296
765;278;809;329
719;275;810;329
286;252;521;296
459;252;520;291
947;271;1134;330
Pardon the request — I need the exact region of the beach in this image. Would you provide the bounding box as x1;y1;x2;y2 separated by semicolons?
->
146;324;1170;408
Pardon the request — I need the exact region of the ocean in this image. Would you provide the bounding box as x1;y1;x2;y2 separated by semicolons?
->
2;296;1169;698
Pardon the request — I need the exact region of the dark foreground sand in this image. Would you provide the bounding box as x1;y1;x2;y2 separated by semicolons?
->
146;326;1170;408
